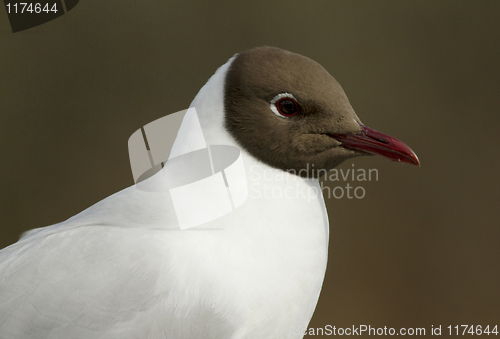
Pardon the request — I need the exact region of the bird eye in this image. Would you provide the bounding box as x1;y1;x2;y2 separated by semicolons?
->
270;93;299;118
276;98;298;116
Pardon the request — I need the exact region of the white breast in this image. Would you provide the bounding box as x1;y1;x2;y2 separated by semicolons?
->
0;56;329;339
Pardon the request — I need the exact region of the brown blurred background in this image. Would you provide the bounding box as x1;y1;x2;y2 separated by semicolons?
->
1;1;499;336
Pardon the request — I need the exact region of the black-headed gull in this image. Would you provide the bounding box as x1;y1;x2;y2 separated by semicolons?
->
0;46;419;338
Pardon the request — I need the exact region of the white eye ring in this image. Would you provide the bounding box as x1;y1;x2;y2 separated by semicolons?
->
270;93;298;119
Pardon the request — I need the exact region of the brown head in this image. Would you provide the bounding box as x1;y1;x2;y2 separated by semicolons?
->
224;46;419;178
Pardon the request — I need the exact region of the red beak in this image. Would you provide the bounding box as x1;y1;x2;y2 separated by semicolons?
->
332;125;420;166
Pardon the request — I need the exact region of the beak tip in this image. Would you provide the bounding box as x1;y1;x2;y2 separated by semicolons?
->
405;153;420;167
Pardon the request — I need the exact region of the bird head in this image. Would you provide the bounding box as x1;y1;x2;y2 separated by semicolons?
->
223;46;419;178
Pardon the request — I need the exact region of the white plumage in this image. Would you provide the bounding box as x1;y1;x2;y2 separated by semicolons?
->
0;56;329;338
